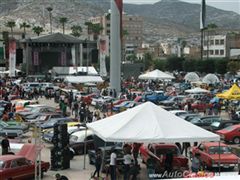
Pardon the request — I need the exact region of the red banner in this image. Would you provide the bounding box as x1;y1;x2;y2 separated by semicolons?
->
33;51;39;66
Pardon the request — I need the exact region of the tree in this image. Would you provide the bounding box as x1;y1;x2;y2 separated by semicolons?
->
153;59;167;71
5;21;16;37
126;54;138;63
20;22;31;35
183;59;196;72
71;25;82;37
46;7;53;34
32;26;44;36
165;56;184;71
215;59;228;75
59;17;68;34
143;52;154;70
227;61;240;75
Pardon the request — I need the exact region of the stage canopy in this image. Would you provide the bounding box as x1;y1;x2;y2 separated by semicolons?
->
138;69;175;80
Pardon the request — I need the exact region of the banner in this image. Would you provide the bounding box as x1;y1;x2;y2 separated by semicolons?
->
33;51;39;66
9;39;16;77
200;0;206;30
99;36;109;77
61;51;67;66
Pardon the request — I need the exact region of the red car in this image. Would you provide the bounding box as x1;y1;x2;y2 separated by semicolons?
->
82;93;97;105
191;142;239;170
140;144;189;173
0;144;50;179
216;124;240;144
191;100;211;112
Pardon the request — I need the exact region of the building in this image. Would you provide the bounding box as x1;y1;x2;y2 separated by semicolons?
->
89;12;143;50
203;33;240;59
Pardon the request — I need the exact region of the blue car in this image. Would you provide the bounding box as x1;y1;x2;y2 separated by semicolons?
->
142;91;168;104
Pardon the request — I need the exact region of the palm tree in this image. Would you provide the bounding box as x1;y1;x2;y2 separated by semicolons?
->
46;7;53;34
32;26;44;36
5;20;16;37
20;22;31;35
84;21;93;35
59;17;68;34
71;25;82;37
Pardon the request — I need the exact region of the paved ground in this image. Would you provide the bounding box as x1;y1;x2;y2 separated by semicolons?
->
29;97;239;179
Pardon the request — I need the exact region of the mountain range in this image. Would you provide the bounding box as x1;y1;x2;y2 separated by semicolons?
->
0;0;239;40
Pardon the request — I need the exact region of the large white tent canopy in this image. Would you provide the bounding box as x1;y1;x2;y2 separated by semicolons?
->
185;87;210;94
138;69;175;80
87;102;219;143
64;76;103;84
184;72;200;82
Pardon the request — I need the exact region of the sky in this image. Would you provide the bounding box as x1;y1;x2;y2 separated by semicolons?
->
123;0;240;14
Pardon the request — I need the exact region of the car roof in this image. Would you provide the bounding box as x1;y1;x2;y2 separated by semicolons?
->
201;142;227;147
0;155;25;161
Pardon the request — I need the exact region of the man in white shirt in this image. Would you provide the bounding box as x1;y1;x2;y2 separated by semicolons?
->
110;149;117;180
123;152;133;180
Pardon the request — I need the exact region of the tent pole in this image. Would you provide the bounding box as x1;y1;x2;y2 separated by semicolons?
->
101;142;107;178
218;141;221;175
83;120;87;169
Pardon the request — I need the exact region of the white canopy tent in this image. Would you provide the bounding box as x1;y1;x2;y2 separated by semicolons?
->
64;76;103;84
185;87;210;94
202;73;220;84
184;72;200;82
87;102;219;143
138;69;175;81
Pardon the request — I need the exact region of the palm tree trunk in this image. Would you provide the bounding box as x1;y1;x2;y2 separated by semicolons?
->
11;28;13;37
63;24;65;34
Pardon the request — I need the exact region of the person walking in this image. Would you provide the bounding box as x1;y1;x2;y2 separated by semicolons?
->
1;135;10;155
109;148;117;180
123;150;133;180
191;153;201;173
92;149;102;179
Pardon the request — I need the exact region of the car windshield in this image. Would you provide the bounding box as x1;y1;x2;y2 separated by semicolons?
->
190;118;201;123
211;121;221;128
155;147;179;156
0;160;4;169
208;146;231;154
37;115;47;121
222;125;235;131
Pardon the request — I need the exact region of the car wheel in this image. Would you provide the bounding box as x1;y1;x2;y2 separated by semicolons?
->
233;137;240;144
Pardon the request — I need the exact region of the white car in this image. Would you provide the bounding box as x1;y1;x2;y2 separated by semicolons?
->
91;96;113;106
169;110;188;116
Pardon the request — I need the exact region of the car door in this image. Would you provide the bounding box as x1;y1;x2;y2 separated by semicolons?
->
7;158;34;179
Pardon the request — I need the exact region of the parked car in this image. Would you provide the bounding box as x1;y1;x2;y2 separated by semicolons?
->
190;142;239;170
179;113;201;122
216;124;240;144
190;116;222;130
17;105;56;119
0;144;50;179
210;120;240;132
69;130;95;156
140;143;189;173
169;110;188;117
40;118;74;130
91;96;113;107
26;112;64;124
0;120;29;133
0;127;23;138
191;100;210;112
160;96;185;106
142;91;168;104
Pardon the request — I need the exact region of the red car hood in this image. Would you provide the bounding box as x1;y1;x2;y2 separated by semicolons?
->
216;129;228;135
17;144;43;162
210;153;238;162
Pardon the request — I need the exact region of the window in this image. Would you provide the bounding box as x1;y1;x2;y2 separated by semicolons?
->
210;40;214;45
204;41;207;46
215;50;219;55
220;50;224;55
204;50;207;55
215;39;220;45
210;50;214;55
220;39;224;45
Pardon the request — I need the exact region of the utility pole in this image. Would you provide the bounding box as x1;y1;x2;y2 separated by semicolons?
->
34;122;42;180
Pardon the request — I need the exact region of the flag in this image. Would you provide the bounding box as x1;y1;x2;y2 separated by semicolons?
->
200;0;206;30
9;39;16;77
33;51;39;66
